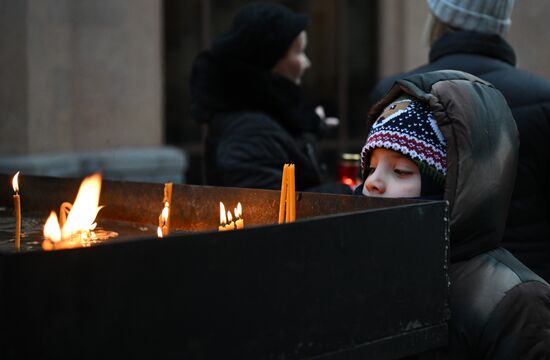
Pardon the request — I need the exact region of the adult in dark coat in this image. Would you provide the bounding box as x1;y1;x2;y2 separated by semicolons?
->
190;2;347;193
363;70;550;359
369;0;550;282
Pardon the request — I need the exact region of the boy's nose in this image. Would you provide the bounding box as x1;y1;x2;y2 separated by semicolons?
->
364;175;386;195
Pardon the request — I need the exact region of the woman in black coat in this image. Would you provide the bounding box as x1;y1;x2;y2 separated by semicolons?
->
190;3;345;192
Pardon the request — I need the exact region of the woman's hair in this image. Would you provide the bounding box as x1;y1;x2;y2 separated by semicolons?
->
424;13;458;46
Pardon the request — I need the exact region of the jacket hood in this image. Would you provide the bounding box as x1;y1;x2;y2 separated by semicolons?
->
366;70;519;262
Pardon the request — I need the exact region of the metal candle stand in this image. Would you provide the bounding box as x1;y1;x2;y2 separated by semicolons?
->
0;174;449;359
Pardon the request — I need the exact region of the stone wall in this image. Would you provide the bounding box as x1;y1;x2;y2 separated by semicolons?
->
0;0;187;183
0;0;162;156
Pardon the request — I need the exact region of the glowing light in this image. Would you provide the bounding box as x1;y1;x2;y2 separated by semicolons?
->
43;211;61;243
42;173;104;248
12;171;19;193
219;202;227;225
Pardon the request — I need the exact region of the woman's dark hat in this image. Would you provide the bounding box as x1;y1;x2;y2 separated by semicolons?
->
211;2;309;71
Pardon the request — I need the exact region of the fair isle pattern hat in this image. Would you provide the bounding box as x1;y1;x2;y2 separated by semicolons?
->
361;95;447;184
427;0;514;36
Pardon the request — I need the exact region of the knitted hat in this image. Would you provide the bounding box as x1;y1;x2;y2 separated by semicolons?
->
427;0;514;35
211;2;309;71
361;95;447;196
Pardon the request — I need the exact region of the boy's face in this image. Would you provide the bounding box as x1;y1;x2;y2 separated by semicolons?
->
362;148;421;198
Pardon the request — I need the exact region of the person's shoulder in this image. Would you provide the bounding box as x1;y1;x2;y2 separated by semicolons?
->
215;111;283;133
484;67;550;107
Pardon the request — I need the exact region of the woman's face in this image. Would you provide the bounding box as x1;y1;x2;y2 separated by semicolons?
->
272;31;311;85
363;148;421;198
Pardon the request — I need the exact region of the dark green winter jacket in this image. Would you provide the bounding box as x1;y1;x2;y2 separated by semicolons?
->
367;70;550;359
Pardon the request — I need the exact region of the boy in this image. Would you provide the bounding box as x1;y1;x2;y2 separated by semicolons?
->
359;70;550;358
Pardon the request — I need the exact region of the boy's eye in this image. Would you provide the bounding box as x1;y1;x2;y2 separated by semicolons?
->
394;168;413;176
367;166;376;175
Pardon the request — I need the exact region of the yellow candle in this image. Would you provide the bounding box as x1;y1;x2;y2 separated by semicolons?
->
160;203;169;236
225;211;235;230
12;172;21;251
158;183;173;237
163;183;172;233
278;164;288;224
290;164;296;222
285;165;291;223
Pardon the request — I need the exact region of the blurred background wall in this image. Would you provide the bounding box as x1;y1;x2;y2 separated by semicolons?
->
0;0;548;184
0;0;185;182
378;0;550;79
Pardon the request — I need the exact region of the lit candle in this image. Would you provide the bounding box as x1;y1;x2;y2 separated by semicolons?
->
12;172;21;251
234;202;244;229
158;183;172;237
225;210;235;231
163;183;172;233
219;202;228;231
42;211;62;250
161;202;169;236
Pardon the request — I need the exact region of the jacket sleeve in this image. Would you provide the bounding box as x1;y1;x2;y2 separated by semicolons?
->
479;280;550;359
215;116;291;190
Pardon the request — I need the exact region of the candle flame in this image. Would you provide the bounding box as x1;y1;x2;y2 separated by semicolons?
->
12;171;20;193
44;211;61;243
219;202;227;225
61;173;103;239
42;173;104;246
161;202;169;223
234;202;242;219
157;227;163;238
227;210;233;223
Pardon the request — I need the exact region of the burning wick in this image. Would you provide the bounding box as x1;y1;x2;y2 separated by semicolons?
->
12;171;21;251
219;202;228;231
218;202;235;231
43;211;61;249
157;202;170;238
226;211;235;230
219;202;243;231
42;173;104;250
234;202;244;230
157;183;172;238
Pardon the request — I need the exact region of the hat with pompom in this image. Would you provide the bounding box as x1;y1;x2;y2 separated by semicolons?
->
427;0;515;36
361;95;447;196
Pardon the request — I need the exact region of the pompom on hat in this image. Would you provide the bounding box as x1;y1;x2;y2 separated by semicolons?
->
361;95;447;196
427;0;515;36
